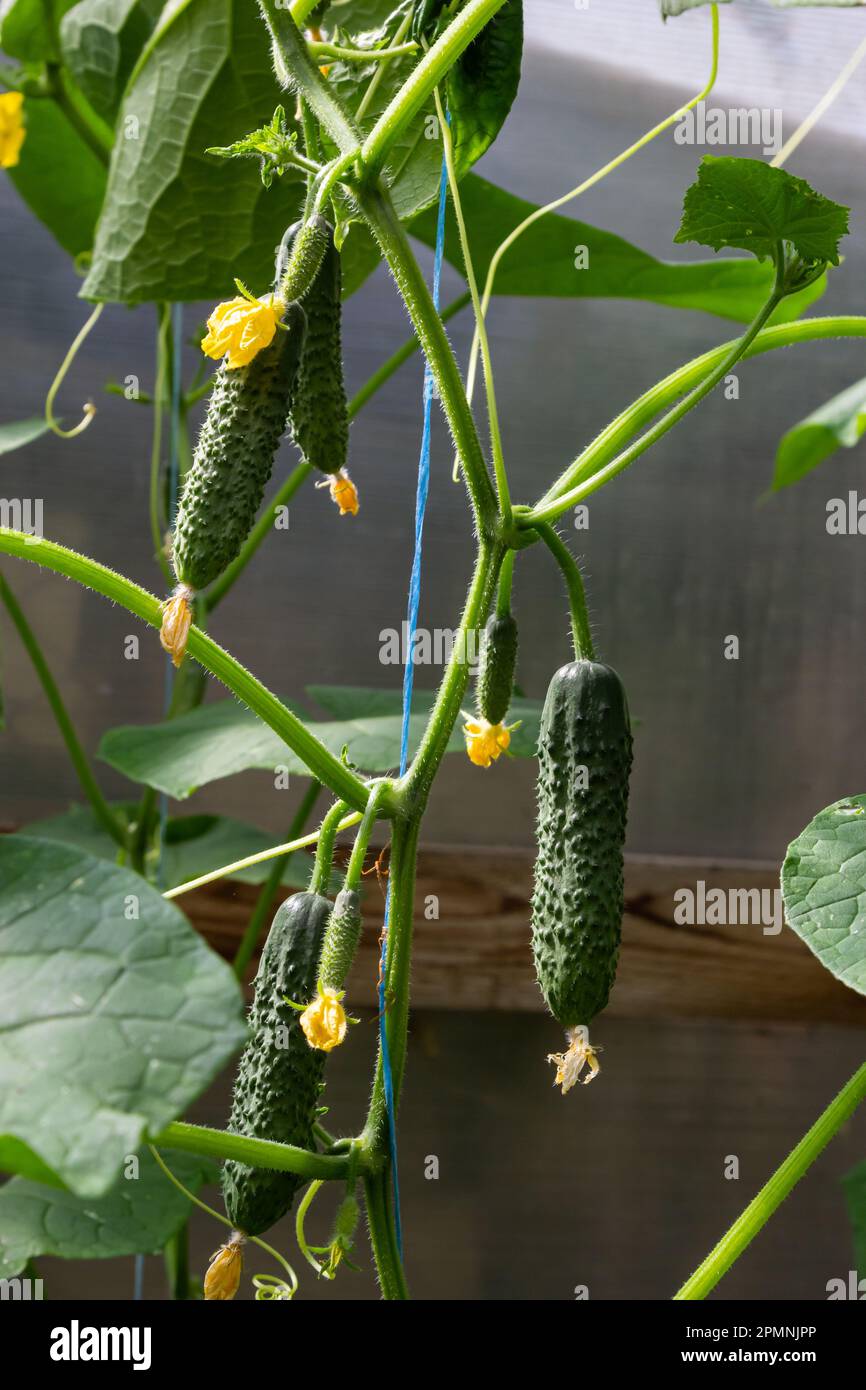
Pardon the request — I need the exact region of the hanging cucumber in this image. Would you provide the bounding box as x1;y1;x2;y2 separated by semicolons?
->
476;612;519;726
289;218;350;480
531;659;632;1092
317;887;363;992
221;890;331;1237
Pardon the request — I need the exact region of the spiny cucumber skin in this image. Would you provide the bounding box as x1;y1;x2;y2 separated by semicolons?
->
222;892;331;1237
531;661;633;1029
318;888;362;991
290;222;349;477
281;214;330;303
476;613;518;725
172;303;305;592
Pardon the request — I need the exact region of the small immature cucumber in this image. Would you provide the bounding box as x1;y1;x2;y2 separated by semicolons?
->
317;887;363;992
222;891;331;1237
280;214;331;304
290;220;349;477
476;613;519;725
531;660;633;1028
172;302;305;592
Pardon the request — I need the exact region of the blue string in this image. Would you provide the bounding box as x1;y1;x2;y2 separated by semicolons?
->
378;118;450;1260
135;303;184;1301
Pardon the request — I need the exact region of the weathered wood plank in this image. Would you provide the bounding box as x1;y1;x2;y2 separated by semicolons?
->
181;846;866;1026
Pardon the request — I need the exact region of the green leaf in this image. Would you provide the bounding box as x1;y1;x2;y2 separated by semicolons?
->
444;0;522;172
0;417;51;455
843;1161;866;1282
410;174;825;324
773;376;866;491
0;0;78;60
81;0;306;304
0;836;247;1196
7;95;107;256
780;795;866;998
25;803;317;889
674;156;849;267
0;1148;216;1278
58;0;164;125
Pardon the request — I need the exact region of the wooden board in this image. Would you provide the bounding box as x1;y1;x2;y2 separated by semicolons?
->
182;846;866;1026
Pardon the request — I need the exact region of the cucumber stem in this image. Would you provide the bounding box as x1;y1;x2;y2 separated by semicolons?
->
310;799;350;895
534;523;595;662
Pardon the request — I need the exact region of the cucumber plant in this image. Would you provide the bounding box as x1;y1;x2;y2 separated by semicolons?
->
1;0;866;1308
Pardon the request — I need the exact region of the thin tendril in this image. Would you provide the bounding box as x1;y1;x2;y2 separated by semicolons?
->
45;303;104;439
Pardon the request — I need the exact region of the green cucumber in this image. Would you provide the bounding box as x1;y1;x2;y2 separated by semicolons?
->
476;613;518;725
172;302;305;592
280;213;331;304
531;660;633;1029
289;219;349;478
222;891;331;1237
317;887;363;992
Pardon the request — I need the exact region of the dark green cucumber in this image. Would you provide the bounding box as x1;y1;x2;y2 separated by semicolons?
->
317;887;362;991
476;613;518;725
222;891;331;1237
280;213;331;303
172;302;305;592
531;660;633;1027
289;219;349;477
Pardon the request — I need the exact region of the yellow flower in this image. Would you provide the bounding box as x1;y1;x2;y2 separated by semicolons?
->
463;716;517;768
204;1235;244;1301
201;293;285;369
159;588;192;667
320;469;359;516
547;1028;603;1095
300;985;348;1052
0;92;26;169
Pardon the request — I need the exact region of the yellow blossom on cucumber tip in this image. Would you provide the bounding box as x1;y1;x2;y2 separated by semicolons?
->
316;469;359;516
204;1233;244;1301
300;985;348;1052
547;1028;603;1095
159;588;193;668
201;292;285;369
0;92;25;169
462;715;520;768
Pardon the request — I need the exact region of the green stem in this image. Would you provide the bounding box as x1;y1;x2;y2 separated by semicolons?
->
675;1060;866;1300
153;1120;354;1181
309;41;419;64
363;1169;409;1300
0;571;127;848
46;62;113;163
357;184;498;534
149;305;173;585
355;7;413;125
310;799;349;895
295;1179;327;1275
261;0;360;154
232;780;321;979
528;289;783;526
345;782;389;892
533;524;595;661
163;1225;190;1300
0;531;372;812
495;550;514;618
360;0;509;178
289;0;319;26
347;291;471;417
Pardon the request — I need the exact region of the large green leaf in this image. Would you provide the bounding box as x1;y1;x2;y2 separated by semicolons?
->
0;417;51;455
0;0;78;59
410;174;825;324
780;795;866;998
445;0;522;172
675;156;849;267
59;0;164;124
773;376;866;491
0;1148;216;1278
309;682;543;756
81;0;306;304
26;803;319;889
0;836;247;1196
843;1161;866;1282
7;95;107;256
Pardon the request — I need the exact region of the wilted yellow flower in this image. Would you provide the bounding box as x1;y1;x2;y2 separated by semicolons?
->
321;469;359;516
547;1028;603;1095
300;986;348;1052
204;1235;244;1301
463;716;515;768
201;293;285;369
0;92;25;169
159;588;192;667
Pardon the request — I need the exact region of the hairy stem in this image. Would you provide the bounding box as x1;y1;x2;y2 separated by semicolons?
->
310;799;350;895
0;571;127;848
0;531;371;811
153;1121;354;1181
363;1169;409;1300
675;1060;866;1300
534;524;595;661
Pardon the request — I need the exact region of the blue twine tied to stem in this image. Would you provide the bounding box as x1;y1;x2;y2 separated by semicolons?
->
378;117;450;1260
